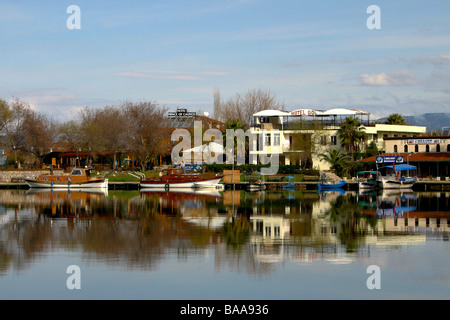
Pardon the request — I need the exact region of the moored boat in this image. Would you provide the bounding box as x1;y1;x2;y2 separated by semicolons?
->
24;168;108;189
376;164;417;189
139;168;223;189
318;180;347;190
357;170;377;190
318;171;346;190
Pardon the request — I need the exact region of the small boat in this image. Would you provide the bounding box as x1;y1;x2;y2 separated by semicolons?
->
139;168;223;189
357;170;377;190
317;180;347;190
246;181;266;191
25;168;108;189
318;171;346;190
376;164;417;189
281;175;295;189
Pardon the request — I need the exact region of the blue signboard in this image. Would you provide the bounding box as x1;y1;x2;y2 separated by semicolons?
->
376;156;403;164
0;156;6;166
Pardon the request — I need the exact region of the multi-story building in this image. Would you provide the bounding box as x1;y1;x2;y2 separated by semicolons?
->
248;108;426;171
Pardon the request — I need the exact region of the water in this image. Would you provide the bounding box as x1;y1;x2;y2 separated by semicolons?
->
0;188;449;300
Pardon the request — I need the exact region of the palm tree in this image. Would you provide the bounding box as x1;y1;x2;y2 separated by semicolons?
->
385;113;407;125
319;149;350;177
338;117;366;157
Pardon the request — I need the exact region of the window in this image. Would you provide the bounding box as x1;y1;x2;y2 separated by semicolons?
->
447;144;450;152
265;133;271;146
404;145;408;152
274;133;280;146
394;145;398;153
331;136;337;145
320;135;327;145
426;144;430;152
415;144;419;152
437;144;441;152
260;117;269;123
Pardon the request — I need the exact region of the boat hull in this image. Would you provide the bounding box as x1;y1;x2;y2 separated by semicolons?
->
318;180;347;189
358;181;376;190
377;178;416;189
140;177;223;189
25;178;108;189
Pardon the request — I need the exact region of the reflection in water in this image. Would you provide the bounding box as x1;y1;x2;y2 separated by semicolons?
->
0;188;449;277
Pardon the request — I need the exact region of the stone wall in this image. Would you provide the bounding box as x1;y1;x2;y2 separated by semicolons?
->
0;170;65;182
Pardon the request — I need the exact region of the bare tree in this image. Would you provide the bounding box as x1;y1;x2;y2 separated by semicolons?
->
215;88;284;126
22;109;59;168
122;101;168;171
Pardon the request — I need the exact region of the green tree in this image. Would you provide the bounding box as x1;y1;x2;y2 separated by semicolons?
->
338;117;366;157
385;113;407;125
319;149;350;177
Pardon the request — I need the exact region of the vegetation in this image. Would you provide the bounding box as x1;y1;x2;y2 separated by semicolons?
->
319;149;350;178
214;87;284;126
0;98;169;170
337;117;367;158
385;113;407;125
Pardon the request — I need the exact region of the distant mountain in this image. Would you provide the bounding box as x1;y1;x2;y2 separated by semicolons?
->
404;113;450;132
378;113;450;132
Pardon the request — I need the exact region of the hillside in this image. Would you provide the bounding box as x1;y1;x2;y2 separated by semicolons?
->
404;113;450;132
378;113;450;132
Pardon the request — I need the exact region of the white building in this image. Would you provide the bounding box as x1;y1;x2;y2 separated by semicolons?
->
248;108;426;171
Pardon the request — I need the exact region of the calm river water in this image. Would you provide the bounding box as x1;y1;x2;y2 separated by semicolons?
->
0;187;449;300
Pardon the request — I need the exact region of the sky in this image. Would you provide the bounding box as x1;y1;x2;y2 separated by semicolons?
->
0;0;450;121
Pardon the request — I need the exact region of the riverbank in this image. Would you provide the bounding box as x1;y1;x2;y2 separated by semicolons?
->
2;180;450;191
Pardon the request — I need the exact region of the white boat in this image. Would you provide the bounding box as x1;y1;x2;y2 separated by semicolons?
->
376;164;417;189
25;168;109;189
139;168;223;189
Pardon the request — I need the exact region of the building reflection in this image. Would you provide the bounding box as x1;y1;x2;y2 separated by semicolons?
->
0;188;448;275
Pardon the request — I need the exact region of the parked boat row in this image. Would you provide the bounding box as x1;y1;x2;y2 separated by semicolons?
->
22;162;418;192
357;164;418;191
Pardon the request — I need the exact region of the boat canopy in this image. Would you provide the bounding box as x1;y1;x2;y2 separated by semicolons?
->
357;171;377;175
378;164;416;171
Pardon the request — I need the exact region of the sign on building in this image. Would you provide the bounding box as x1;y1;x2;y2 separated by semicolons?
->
376;156;403;164
407;138;440;144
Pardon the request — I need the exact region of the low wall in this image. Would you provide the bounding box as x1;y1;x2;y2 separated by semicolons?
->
0;169;65;182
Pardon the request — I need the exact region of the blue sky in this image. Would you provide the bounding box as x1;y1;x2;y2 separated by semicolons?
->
1;0;450;121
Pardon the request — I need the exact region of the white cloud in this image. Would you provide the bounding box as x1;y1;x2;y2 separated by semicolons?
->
360;70;419;87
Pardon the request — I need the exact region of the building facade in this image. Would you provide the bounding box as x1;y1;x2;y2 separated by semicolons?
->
248;108;426;171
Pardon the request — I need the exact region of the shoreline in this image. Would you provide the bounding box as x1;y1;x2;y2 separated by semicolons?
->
1;180;449;191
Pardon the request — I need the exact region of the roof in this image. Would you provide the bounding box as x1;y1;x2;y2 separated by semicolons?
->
320;108;373;116
378;164;417;171
360;152;450;162
253;109;291;117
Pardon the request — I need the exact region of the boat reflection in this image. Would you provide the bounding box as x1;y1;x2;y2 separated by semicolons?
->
359;190;450;233
140;188;229;229
0;189;448;275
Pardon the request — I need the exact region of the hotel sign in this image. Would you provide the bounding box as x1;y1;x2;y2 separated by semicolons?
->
168;108;196;118
376;156;404;164
407;138;440;144
291;109;318;116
